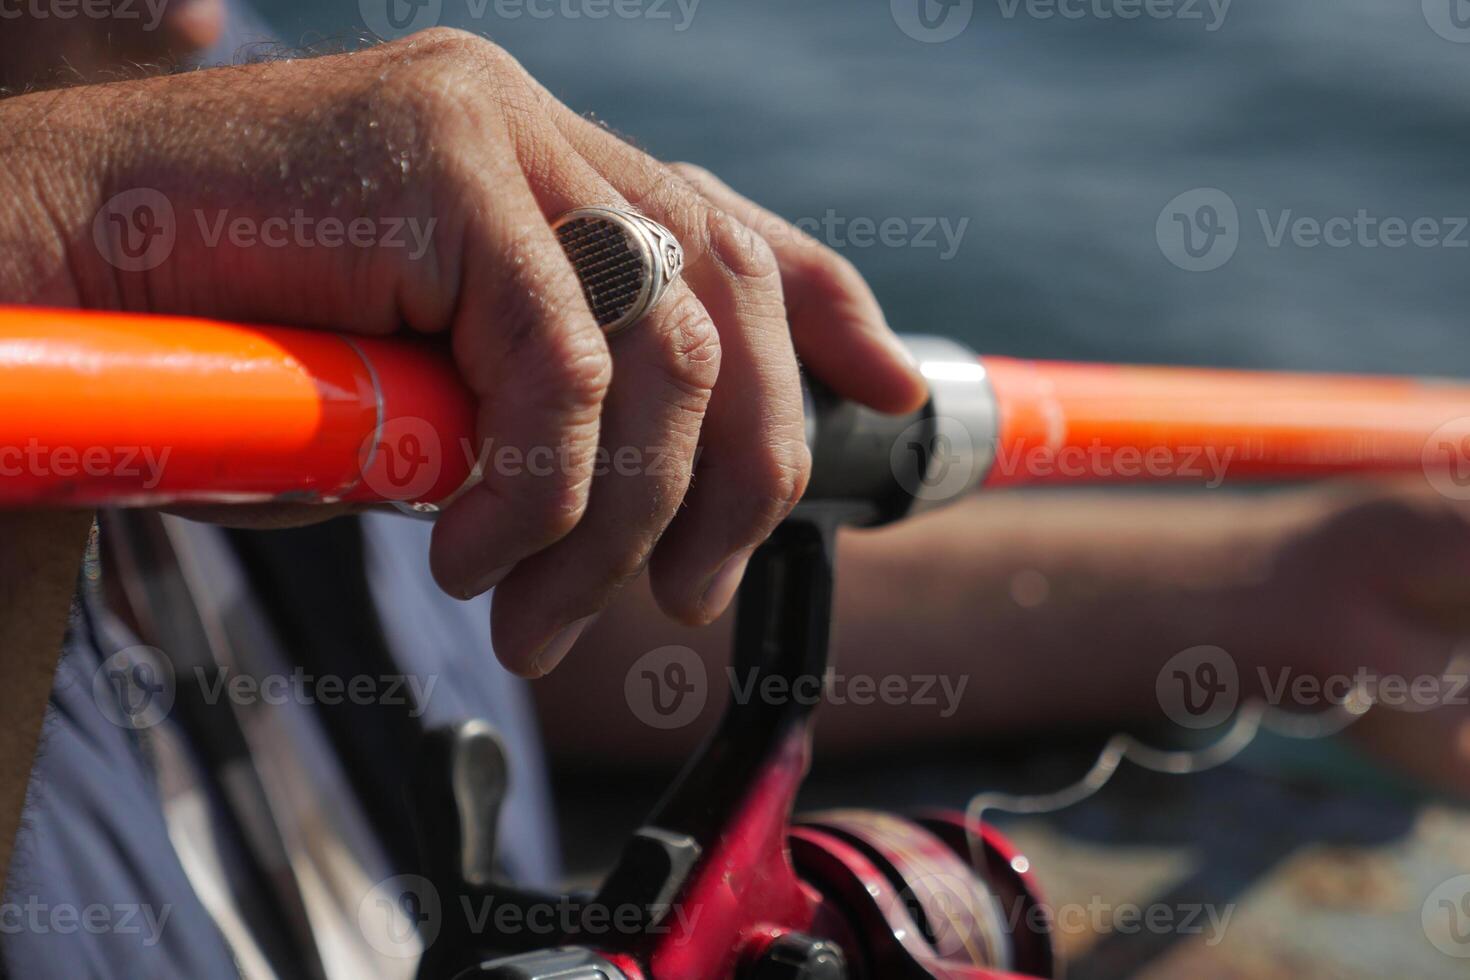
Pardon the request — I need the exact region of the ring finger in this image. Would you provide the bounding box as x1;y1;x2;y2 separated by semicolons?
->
490;123;722;676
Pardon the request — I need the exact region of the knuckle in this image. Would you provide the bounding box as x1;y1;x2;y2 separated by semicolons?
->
737;442;812;534
396;27;512;69
536;319;614;414
391;30;530;121
703;206;780;282
499;226;594;322
453;228;609;395
668;161;717;188
652;293;722;402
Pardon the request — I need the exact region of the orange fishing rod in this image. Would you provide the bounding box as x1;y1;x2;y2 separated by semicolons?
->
0;307;475;507
1;305;1468;509
978;356;1470;486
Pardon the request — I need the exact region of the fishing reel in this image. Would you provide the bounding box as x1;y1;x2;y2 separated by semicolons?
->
410;341;1058;979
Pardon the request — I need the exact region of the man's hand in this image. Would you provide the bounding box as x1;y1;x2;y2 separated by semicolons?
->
1246;485;1470;795
1;29;925;676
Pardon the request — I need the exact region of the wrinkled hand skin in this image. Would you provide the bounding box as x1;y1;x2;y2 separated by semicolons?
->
0;29;926;677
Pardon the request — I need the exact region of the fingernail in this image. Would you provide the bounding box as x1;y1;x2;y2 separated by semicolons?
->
701;548;754;620
464;563;514;599
533;613;597;676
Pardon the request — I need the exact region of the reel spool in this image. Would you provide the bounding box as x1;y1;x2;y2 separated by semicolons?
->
789;810;1056;979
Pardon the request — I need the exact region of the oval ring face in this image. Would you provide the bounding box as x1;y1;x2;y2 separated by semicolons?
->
553;207;682;336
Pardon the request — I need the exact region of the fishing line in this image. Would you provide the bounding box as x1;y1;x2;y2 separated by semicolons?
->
963;650;1470;874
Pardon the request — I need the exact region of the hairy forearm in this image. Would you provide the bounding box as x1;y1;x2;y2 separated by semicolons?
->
533;489;1336;763
819;490;1318;745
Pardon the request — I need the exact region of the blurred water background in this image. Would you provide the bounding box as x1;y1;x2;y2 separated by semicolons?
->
242;0;1470;374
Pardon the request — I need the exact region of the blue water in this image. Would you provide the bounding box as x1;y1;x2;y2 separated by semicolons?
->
247;0;1470;374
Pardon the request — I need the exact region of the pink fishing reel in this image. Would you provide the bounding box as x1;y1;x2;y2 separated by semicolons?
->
417;513;1054;980
782;809;1056;979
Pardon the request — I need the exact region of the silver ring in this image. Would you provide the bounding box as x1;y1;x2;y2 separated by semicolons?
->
553;206;684;336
